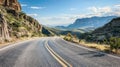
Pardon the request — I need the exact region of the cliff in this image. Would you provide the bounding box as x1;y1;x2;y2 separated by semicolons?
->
0;0;43;42
0;0;21;12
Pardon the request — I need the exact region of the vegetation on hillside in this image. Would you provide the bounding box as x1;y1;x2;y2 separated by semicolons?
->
0;5;42;43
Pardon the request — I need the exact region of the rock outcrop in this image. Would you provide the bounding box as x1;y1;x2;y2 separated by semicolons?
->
0;0;21;12
0;0;44;43
0;14;10;42
0;0;56;43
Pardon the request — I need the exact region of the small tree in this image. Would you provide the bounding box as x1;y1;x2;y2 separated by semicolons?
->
67;33;72;37
66;33;73;41
109;37;116;52
114;37;120;53
105;37;120;53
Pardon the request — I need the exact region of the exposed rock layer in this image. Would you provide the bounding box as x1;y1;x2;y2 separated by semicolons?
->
0;0;43;42
0;14;10;41
0;0;21;11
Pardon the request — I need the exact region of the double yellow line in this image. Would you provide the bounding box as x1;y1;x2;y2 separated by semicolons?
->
45;42;72;67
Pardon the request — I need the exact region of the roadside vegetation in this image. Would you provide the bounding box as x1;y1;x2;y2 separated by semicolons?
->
104;37;120;54
63;33;120;54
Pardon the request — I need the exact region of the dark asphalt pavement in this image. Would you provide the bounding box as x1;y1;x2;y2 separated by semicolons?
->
0;37;120;67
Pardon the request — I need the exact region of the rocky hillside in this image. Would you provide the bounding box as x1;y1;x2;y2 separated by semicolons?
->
93;17;120;39
79;17;120;42
0;0;42;42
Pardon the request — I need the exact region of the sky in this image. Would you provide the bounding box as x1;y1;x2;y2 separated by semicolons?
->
19;0;120;26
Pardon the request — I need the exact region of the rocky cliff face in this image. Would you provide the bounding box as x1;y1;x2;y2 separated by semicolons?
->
0;0;21;12
0;14;10;42
0;0;43;42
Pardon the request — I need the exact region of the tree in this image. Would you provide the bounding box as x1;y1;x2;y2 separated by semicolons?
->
67;33;73;41
67;33;72;37
104;37;120;53
114;37;120;53
64;33;73;41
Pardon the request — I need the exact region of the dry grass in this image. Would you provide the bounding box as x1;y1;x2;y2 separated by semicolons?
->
79;40;109;51
62;35;120;54
77;40;120;54
79;40;120;54
61;34;120;55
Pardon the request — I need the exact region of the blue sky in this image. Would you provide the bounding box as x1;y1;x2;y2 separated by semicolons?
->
19;0;120;26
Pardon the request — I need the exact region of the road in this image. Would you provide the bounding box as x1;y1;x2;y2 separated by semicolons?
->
0;37;120;67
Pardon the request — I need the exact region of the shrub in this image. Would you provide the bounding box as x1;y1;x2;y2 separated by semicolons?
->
104;37;120;53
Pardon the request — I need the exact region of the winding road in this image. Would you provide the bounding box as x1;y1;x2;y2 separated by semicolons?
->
0;37;120;67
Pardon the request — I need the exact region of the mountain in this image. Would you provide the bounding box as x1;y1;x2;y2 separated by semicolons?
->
56;16;116;29
0;0;44;42
92;17;120;38
83;17;120;42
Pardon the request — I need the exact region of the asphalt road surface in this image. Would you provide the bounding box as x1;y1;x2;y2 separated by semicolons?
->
0;37;120;67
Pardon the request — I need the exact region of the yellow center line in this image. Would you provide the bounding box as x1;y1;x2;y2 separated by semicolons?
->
45;41;72;67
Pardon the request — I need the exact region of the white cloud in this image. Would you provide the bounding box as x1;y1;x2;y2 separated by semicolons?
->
69;8;77;11
30;6;46;9
37;5;120;26
88;6;111;14
27;13;38;17
114;4;120;7
88;7;98;13
88;6;120;16
21;4;27;7
37;14;90;26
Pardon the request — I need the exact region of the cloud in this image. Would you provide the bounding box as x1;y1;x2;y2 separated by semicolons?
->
88;7;98;13
37;5;120;26
88;6;120;16
21;4;27;7
69;8;77;11
27;13;38;17
37;14;88;26
30;6;46;9
114;4;120;7
88;6;111;13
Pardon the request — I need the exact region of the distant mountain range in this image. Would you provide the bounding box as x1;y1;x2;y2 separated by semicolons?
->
56;16;117;29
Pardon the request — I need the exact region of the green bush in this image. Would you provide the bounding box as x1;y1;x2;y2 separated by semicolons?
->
104;37;120;53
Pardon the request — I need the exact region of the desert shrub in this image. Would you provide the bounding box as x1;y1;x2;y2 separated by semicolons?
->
104;37;120;53
64;33;73;41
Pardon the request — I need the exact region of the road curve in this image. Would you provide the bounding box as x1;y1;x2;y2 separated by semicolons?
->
0;37;120;67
